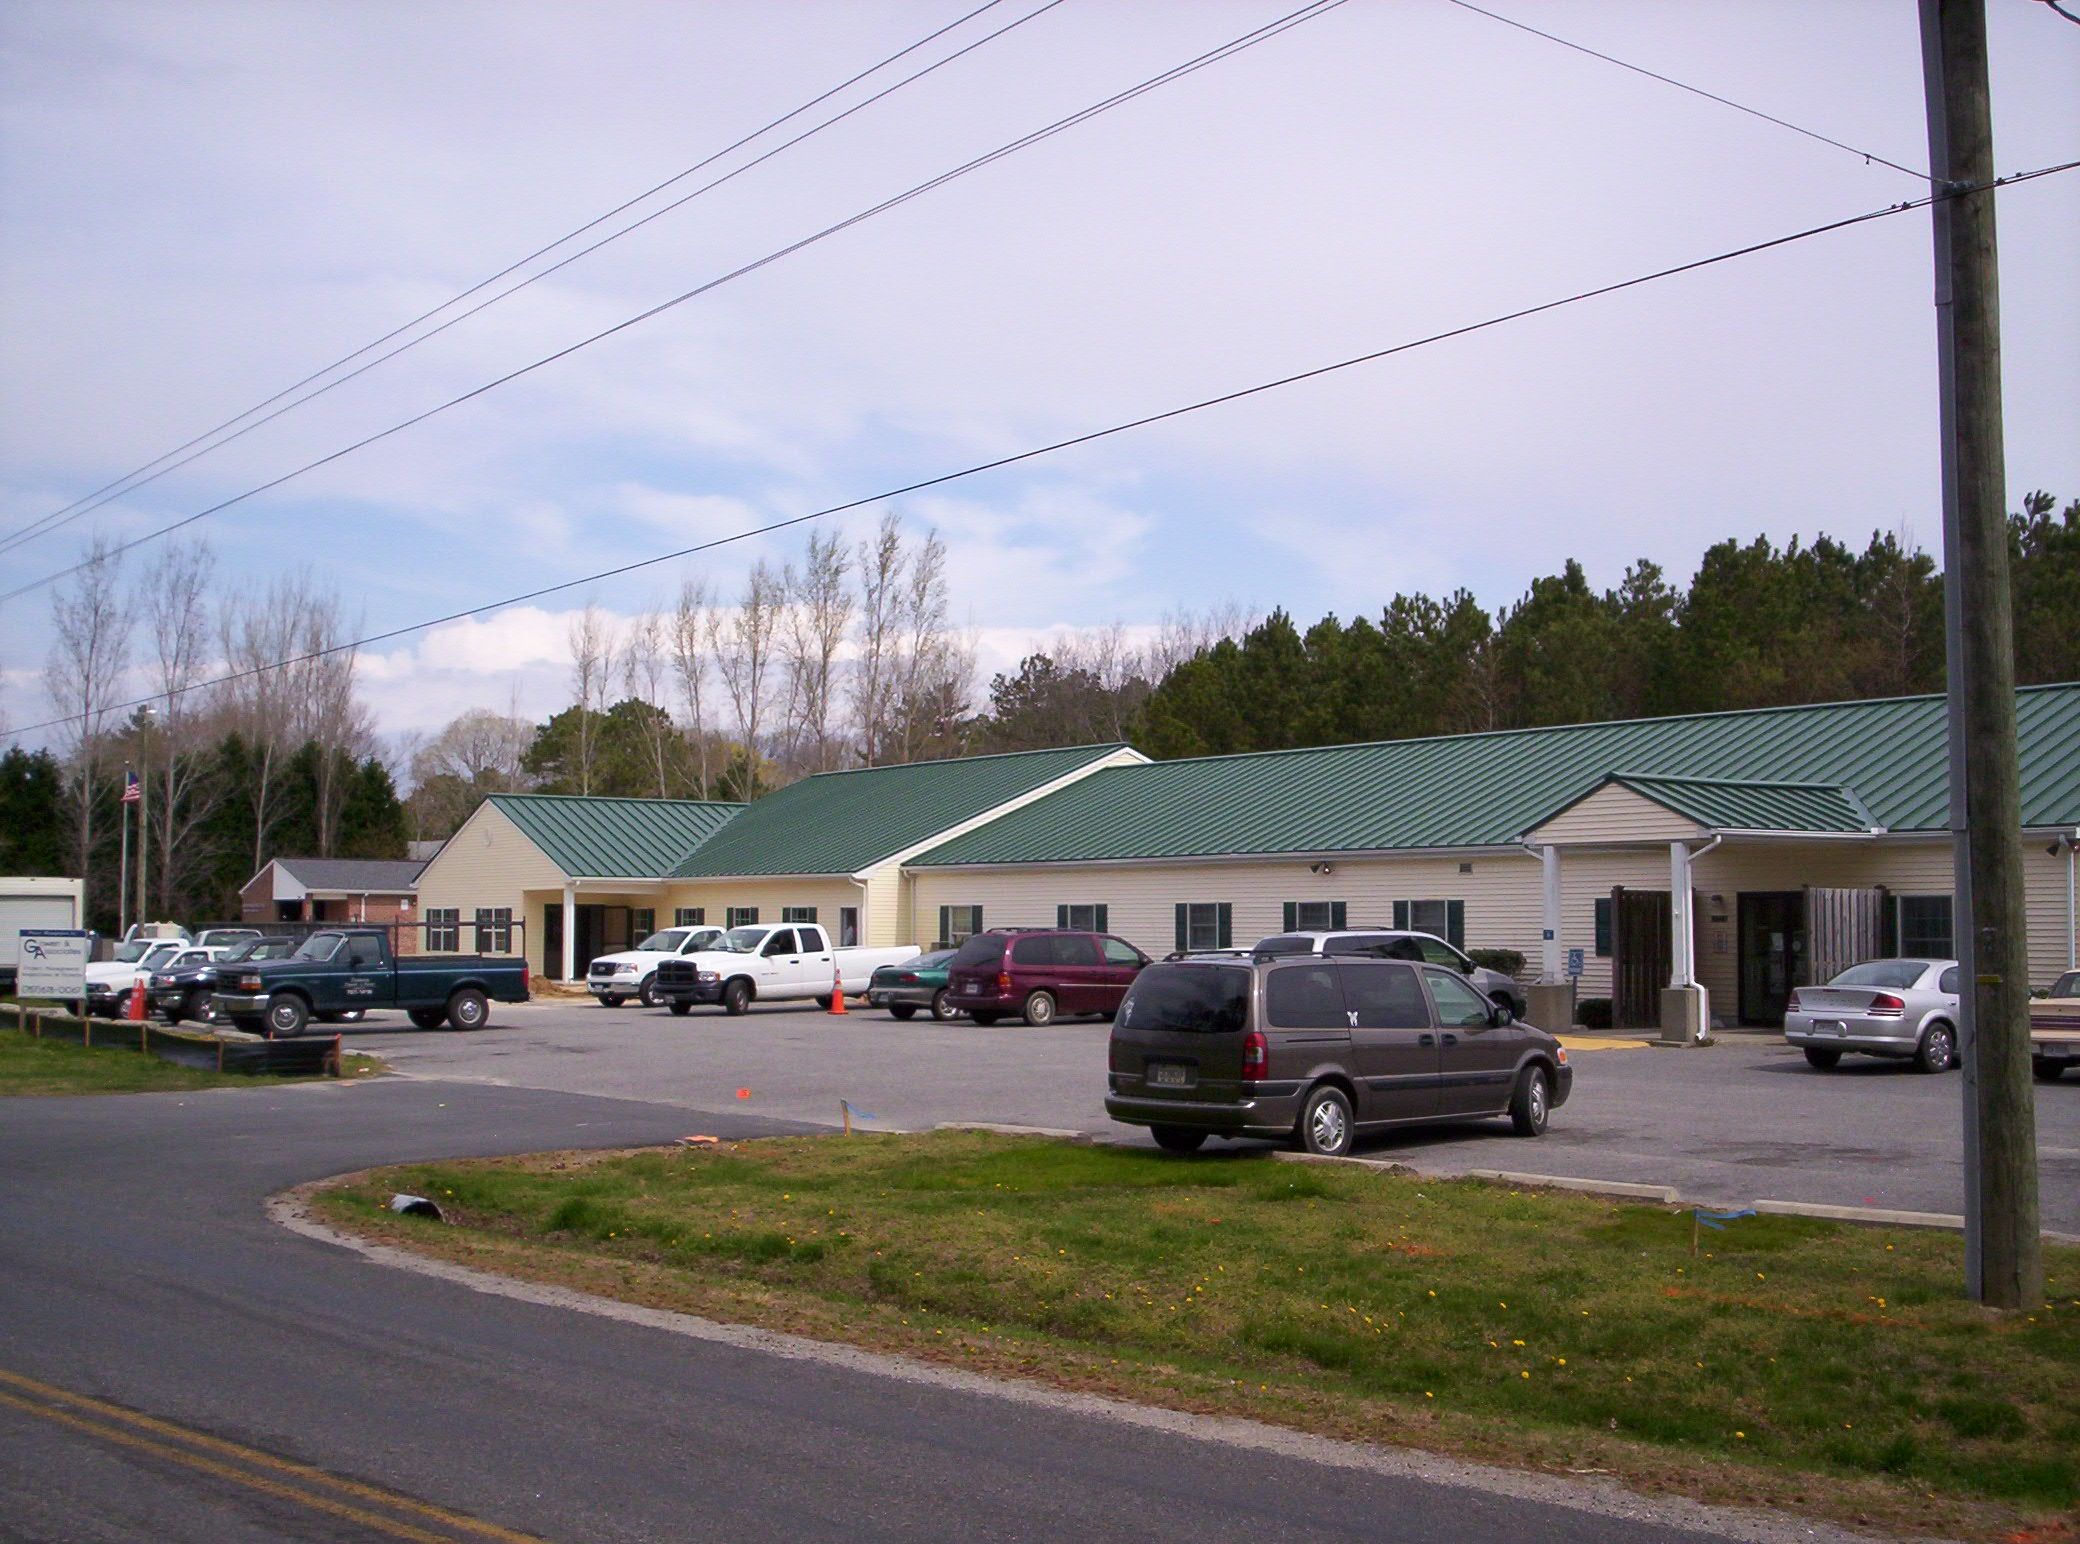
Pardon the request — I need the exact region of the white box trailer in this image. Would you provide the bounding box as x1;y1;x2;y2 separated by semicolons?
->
2;877;87;992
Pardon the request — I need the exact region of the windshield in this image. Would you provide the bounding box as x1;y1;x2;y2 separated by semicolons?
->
2051;971;2080;999
636;931;689;953
293;933;344;962
716;927;766;954
1119;964;1251;1034
223;940;263;962
950;934;1003;968
909;950;957;969
112;940;153;962
1250;935;1315;957
1830;960;1931;990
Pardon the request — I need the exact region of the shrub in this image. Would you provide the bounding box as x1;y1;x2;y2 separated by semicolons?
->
1466;947;1525;976
1576;997;1614;1029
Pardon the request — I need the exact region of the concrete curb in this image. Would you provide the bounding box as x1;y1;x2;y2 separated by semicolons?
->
1272;1150;1414;1175
1462;1170;1682;1204
935;1121;1087;1140
1753;1199;2080;1245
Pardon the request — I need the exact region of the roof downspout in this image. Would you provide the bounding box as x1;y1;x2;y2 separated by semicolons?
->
2068;830;2077;972
851;876;871;951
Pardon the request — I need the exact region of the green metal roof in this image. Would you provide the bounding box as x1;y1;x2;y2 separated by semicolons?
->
669;744;1129;878
910;684;2080;866
487;793;743;879
1536;774;1877;835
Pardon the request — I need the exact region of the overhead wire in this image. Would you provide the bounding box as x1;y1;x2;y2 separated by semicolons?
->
1441;0;1930;180
0;0;1353;602
0;0;1041;556
10;157;2072;740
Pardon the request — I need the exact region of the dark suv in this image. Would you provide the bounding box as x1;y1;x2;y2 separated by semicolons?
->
944;929;1151;1026
1106;954;1570;1156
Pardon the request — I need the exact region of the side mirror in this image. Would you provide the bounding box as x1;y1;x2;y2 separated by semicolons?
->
1490;1003;1514;1027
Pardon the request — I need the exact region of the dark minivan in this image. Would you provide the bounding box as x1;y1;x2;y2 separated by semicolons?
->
1106;955;1570;1155
945;928;1150;1026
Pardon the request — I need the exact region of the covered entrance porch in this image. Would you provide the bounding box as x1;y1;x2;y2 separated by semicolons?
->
522;884;669;981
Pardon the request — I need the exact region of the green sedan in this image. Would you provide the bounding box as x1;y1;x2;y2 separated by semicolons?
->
866;950;959;1021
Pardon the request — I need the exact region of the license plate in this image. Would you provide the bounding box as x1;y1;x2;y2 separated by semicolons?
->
1149;1062;1189;1087
1814;1020;1845;1035
962;982;981;994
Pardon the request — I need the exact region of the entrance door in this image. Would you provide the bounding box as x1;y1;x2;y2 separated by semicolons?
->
1609;887;1671;1029
1738;892;1806;1025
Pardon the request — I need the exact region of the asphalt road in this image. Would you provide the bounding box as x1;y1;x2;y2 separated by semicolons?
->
354;995;2080;1231
0;1079;1811;1544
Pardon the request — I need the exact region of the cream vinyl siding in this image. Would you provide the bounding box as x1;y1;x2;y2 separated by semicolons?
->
856;864;910;949
1531;783;1707;846
657;879;909;949
415;804;569;972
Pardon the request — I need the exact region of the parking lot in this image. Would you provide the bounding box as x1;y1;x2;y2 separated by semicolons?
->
328;994;2080;1233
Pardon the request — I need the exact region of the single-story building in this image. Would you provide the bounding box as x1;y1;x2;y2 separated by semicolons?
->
239;857;429;947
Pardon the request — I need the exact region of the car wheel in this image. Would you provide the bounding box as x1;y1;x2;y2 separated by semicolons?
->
1916;1022;1957;1074
1023;991;1057;1027
446;988;490;1031
2034;1056;2066;1083
266;994;309;1039
1151;1125;1207;1155
186;989;218;1027
639;975;663;1009
722;979;753;1016
813;995;833;1011
407;1008;447;1030
889;1004;918;1021
1510;1065;1551;1137
930;989;956;1022
970;1011;1000;1027
668;1000;693;1017
1297;1085;1354;1157
598;995;624;1008
1804;1047;1842;1070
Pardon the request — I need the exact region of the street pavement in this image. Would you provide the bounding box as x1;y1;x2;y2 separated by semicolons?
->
352;995;2080;1231
0;1077;1822;1543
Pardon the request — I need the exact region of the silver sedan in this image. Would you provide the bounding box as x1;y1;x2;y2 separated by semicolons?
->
1784;958;1961;1073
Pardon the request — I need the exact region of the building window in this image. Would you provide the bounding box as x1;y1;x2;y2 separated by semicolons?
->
1392;898;1465;949
782;906;818;924
426;907;460;951
1174;902;1232;951
631;908;655;940
937;904;983;947
838;906;860;947
1282;901;1346;932
473;907;513;952
1593;897;1612;957
1055;903;1109;932
674;907;705;927
726;906;760;929
1897;895;1953;958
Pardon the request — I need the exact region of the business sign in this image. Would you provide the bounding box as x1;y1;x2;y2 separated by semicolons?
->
16;929;90;1001
1566;947;1586;979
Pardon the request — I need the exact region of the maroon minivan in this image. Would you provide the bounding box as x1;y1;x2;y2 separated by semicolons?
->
944;929;1150;1025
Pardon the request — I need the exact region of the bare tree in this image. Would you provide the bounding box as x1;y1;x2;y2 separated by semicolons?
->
711;562;780;800
43;537;132;913
892;526;956;762
621;606;675;797
406;707;535;837
142;542;218;910
850;512;905;766
779;530;853;775
293;590;370;856
670;578;715;799
566;604;615;797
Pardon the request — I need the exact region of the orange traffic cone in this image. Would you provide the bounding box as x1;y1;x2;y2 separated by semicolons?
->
127;981;147;1022
827;963;848;1015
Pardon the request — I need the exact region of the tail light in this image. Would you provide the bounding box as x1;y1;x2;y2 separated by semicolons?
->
898;972;917;984
1867;992;1906;1017
1785;989;1802;1013
1241;1029;1269;1081
997;972;1012;993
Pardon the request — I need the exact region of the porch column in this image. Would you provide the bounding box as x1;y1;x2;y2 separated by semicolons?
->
1539;845;1562;983
561;881;577;982
1668;841;1693;988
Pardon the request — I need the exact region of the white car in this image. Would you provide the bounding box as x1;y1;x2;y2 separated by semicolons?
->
652;923;921;1016
587;926;728;1007
80;938;190;1016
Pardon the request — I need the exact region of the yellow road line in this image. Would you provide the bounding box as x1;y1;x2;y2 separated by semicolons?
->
0;1368;547;1544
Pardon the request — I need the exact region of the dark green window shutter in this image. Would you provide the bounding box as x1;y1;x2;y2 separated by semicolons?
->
1593;898;1612;957
974;906;982;935
1330;901;1347;930
1095;905;1109;933
1393;900;1409;929
1056;904;1068;929
1175;904;1189;950
938;905;950;947
1216;903;1232;948
1446;899;1465;949
1282;902;1297;931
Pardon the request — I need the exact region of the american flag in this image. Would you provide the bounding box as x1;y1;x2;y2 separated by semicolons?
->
121;769;141;804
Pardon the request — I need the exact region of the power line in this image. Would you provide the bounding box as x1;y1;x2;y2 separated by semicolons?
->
11;159;2071;741
0;0;1039;556
1442;0;1930;180
0;0;1353;602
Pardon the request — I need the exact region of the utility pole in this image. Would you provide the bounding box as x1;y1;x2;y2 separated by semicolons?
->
1918;0;2041;1309
117;761;131;940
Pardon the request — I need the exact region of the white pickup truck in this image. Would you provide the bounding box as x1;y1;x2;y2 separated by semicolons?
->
586;925;728;1008
652;923;919;1016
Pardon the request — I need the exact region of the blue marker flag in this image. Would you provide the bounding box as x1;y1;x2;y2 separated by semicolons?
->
1693;1207;1756;1231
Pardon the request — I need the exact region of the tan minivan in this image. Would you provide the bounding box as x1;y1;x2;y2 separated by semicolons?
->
1105;954;1570;1155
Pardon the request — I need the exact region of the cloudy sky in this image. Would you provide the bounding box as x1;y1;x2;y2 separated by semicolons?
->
2;0;2075;748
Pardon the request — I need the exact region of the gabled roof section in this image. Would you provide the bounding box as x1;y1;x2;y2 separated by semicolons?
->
487;793;743;879
272;857;427;892
909;683;2080;866
1526;774;1878;839
670;744;1131;878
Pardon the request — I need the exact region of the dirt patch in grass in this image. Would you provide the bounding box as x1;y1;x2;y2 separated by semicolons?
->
315;1132;2080;1542
1;1027;382;1095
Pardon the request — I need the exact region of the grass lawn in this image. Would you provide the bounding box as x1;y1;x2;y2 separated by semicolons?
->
0;1026;383;1095
318;1131;2080;1541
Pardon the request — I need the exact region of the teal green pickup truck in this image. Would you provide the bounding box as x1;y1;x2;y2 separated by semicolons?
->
212;927;529;1037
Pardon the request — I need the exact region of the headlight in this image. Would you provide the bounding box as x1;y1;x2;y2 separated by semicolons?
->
618;963;639;975
237;974;264;991
696;971;720;984
151;975;172;987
